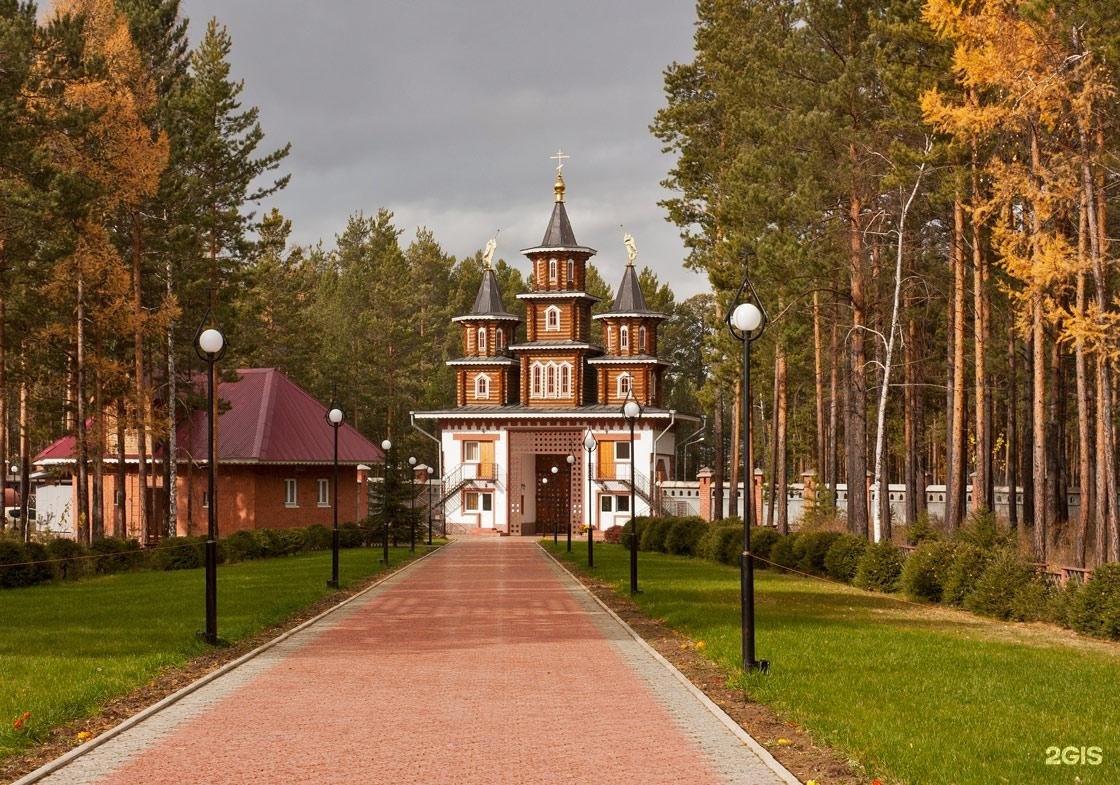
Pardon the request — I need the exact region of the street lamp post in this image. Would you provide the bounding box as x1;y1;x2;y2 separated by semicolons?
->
728;270;769;673
408;456;417;552
583;429;597;568
426;466;434;545
194;325;225;645
565;454;574;552
381;439;392;565
622;394;642;594
550;465;559;543
326;400;343;589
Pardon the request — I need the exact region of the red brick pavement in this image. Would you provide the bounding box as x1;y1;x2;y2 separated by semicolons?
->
92;541;733;784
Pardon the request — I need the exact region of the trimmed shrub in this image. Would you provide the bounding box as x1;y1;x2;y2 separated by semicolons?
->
768;535;799;570
955;508;1014;550
90;537;144;574
794;530;842;576
942;543;994;606
639;517;673;552
23;542;54;585
46;537;88;580
1069;563;1120;640
151;536;206;571
602;525;624;544
663;517;707;556
339;522;366;548
905;513;942;546
255;527;309;557
0;538;28;588
698;523;741;565
824;534;867;583
853;541;903;592
750;526;781;563
306;524;333;551
900;540;956;602
964;549;1036;619
618;519;638;550
222;530;264;562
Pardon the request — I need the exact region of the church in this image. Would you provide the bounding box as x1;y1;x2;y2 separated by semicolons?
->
413;161;698;536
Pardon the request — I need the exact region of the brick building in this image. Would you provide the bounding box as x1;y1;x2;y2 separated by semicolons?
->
34;368;383;540
414;163;698;535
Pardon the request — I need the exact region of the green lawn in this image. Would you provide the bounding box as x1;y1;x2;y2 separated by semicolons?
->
544;541;1120;785
0;545;434;760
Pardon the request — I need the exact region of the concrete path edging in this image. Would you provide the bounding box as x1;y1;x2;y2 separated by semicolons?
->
538;544;802;785
10;547;443;785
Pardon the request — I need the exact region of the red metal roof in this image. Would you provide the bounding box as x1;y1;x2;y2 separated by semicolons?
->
34;368;385;466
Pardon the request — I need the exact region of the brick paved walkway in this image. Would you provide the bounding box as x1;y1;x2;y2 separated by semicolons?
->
22;540;797;785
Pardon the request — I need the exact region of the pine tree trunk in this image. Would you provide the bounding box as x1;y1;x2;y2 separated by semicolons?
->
775;345;788;534
813;291;826;480
729;377;740;518
166;269;178;537
75;263;90;545
713;389;724;521
827;302;840;494
846;187;868;538
132;212;149;543
971;144;990;513
0;280;6;535
92;357;104;541
904;302;918;525
115;399;127;538
18;371;29;542
1007;327;1019;529
1074;204;1091;567
767;353;780;529
1029;124;1048;561
946;198;967;534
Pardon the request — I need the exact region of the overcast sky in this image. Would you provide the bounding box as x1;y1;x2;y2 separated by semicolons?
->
176;0;709;299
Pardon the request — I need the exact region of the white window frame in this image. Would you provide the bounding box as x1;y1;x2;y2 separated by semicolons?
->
549;257;558;282
616;494;630;513
496;328;504;350
463;441;480;463
477;327;487;353
566;258;574;283
617;373;632;398
475;373;491;400
317;478;330;507
560;363;571;397
545;305;561;331
532;364;542;396
464;491;493;513
600;495;613;513
620;325;629;350
285;478;298;507
639;326;647;352
532;360;573;399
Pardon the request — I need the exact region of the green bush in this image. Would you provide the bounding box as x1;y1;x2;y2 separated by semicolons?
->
90;537;144;574
222;530;264;562
955;508;1014;550
339;522;366;548
1069;563;1120;640
23;541;54;585
905;512;942;545
663;517;707;556
46;537;88;580
854;541;903;592
964;549;1036;619
768;534;799;570
255;527;310;556
1009;578;1057;623
794;530;842;575
942;543;994;606
750;526;781;562
900;540;956;602
824;534;868;583
618;520;636;550
639;517;672;552
698;523;741;565
151;537;206;571
0;538;28;588
306;524;333;551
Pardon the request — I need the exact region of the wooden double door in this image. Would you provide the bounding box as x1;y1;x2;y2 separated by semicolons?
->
535;455;571;537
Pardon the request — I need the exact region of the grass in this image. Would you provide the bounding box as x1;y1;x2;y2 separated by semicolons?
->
544;541;1120;785
0;545;435;760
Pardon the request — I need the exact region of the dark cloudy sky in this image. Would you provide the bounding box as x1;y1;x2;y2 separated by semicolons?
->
177;1;709;298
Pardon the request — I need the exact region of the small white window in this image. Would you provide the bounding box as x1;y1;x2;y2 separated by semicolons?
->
567;258;574;283
617;373;632;398
496;329;504;350
545;306;561;331
464;491;493;512
285;479;298;507
620;326;629;350
546;364;557;396
477;327;487;352
615;441;631;462
202;491;209;509
317;478;330;507
549;258;557;282
476;373;491;399
532;364;542;396
560;363;571;397
639;326;647;352
464;441;480;462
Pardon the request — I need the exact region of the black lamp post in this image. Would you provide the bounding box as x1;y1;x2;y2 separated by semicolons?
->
622;393;642;594
326;400;343;589
381;439;391;565
583;429;597;567
727;271;769;673
408;456;417;552
194;325;225;645
550;465;559;543
426;465;434;545
565;453;574;552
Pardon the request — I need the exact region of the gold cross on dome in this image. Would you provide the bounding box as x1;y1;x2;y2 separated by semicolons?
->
550;148;570;173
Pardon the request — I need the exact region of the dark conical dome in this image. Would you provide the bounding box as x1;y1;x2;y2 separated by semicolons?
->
470;268;516;318
605;264;657;315
540;201;579;248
